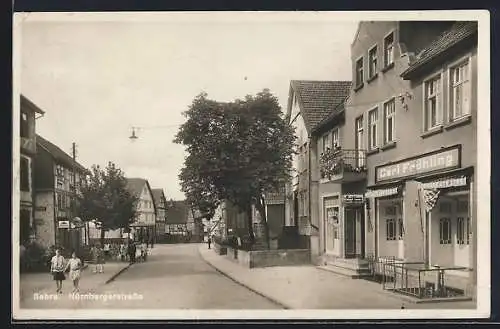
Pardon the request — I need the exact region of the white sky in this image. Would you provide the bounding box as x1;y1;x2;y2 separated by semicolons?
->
20;12;358;200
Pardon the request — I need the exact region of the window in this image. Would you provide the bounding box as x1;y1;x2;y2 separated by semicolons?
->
457;217;466;245
332;129;340;149
398;218;404;240
467;217;471;245
322;133;331;153
355;116;365;167
383;32;394;68
384;98;396;143
368;46;378;78
20;157;29;192
355;57;364;87
386;218;396;241
20;112;29;138
424;75;442;131
368;108;378;150
450;60;471;120
439;218;451;244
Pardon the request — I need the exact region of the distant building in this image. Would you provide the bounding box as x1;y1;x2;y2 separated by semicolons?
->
19;95;45;245
34;135;87;251
125;178;156;244
164;200;190;242
151;188;167;241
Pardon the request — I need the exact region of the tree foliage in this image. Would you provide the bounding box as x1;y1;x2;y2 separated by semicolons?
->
77;162;138;243
174;89;296;247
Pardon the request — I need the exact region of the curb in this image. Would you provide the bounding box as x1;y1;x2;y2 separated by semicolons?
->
197;247;291;310
104;264;132;284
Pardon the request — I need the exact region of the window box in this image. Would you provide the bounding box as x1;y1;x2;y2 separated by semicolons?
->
421;125;444;139
367;73;378;84
354;83;364;92
366;147;380;156
381;62;395;73
380;141;397;151
445;115;472;130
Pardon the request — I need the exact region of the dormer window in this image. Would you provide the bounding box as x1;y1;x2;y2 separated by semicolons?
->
355;57;364;89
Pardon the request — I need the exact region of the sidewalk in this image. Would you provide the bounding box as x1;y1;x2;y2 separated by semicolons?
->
19;261;131;305
198;246;476;310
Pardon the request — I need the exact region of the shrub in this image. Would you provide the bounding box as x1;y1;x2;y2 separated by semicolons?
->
20;242;50;272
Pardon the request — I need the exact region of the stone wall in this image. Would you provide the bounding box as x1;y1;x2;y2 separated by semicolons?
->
224;247;310;268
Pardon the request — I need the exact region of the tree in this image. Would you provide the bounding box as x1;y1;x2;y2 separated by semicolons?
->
77;162;139;246
174;90;296;249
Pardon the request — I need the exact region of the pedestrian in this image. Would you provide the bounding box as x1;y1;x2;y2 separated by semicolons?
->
141;241;147;261
50;247;66;294
96;244;105;273
128;240;136;264
103;242;110;260
120;242;126;262
65;251;82;293
90;244;98;273
207;236;212;249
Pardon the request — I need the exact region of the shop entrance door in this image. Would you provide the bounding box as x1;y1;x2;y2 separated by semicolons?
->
345;208;356;258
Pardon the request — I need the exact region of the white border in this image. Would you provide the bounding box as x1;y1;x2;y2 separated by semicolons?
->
12;10;490;320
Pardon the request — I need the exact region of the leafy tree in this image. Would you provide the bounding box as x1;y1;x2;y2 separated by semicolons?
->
174;90;296;249
77;162;138;246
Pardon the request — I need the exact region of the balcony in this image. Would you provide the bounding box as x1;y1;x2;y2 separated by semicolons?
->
20;137;36;155
319;148;367;183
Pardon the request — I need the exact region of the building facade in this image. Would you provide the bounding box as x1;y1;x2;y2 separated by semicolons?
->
285;80;351;262
151;188;167;241
126;178;157;244
33;135;87;252
19;95;45;245
343;21;477;297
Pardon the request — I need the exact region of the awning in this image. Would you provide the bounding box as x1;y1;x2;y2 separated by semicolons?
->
365;187;400;198
420;176;468;189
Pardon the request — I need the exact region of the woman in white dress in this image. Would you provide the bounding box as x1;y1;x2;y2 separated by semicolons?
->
65;251;82;293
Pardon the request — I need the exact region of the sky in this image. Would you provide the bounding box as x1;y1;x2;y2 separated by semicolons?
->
19;12;358;200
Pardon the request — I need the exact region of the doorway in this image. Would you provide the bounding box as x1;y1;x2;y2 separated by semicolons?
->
345;207;365;258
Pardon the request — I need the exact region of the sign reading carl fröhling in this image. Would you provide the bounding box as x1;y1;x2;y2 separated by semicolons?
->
375;145;461;183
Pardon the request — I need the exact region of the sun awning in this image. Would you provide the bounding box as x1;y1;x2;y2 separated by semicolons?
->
365;187;400;198
420;176;468;189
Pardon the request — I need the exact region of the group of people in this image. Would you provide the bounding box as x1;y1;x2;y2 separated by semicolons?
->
122;240;148;264
50;248;83;294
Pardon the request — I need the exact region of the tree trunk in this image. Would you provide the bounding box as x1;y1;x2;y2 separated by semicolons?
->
255;197;270;250
100;228;105;247
246;205;255;244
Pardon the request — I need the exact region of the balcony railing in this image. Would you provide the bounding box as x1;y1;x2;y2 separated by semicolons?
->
319;148;367;182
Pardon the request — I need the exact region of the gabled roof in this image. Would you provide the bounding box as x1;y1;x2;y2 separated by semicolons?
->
312;100;347;135
36;134;87;172
151;188;166;206
21;95;45;115
125;178;148;198
401;21;478;79
289;80;352;132
165;200;189;224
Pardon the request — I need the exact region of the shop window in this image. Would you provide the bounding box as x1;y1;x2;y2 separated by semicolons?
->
398;218;404;240
386;218;396;241
439;218;451;244
457;217;466;245
439;201;452;213
450;59;471;121
466;217;471;245
20;157;30;192
457;200;468;213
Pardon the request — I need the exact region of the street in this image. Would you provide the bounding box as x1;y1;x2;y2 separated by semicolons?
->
20;244;281;309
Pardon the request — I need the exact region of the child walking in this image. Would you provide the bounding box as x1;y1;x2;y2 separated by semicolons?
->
50;248;66;294
65;251;82;293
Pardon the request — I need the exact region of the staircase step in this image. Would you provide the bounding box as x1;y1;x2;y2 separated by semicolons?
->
318;265;371;279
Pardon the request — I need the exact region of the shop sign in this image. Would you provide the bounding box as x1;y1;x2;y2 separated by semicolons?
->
365;187;399;198
342;194;365;204
58;220;70;229
375;145;461;183
421;176;467;189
